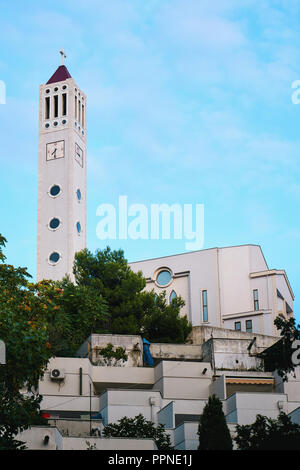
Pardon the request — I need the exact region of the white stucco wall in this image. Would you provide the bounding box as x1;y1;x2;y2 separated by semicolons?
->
129;244;293;337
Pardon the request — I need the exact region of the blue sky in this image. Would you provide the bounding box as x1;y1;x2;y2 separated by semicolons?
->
0;0;299;320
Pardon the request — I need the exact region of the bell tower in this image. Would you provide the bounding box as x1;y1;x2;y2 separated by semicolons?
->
37;50;87;281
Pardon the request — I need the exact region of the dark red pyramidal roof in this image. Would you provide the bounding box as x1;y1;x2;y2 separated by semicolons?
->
47;65;72;84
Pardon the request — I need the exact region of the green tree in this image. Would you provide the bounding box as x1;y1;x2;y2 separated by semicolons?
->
70;247;192;344
197;395;232;450
261;316;300;382
55;279;109;355
0;235;52;449
234;412;300;450
141;292;192;343
72;247;147;335
103;414;173;450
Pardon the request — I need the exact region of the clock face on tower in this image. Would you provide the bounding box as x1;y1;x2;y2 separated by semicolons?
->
75;143;83;167
46;140;65;161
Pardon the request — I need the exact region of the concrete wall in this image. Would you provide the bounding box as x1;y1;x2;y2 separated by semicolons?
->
17;426;63;450
225;392;289;425
154;361;212;400
48;418;103;437
17;426;156;450
174;422;199;450
274;367;300;403
150;343;202;361
188;325;278;350
210;375;226;400
76;334;143;367
39;357;155;417
99;389;163;426
202;338;264;371
63;437;157;450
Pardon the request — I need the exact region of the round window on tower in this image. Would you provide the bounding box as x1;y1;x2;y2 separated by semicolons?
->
49;217;61;230
49;185;61;197
49;252;60;265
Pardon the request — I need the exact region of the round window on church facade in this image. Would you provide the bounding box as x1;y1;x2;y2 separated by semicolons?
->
156;269;172;287
49;185;61;197
49;252;60;265
49;218;60;230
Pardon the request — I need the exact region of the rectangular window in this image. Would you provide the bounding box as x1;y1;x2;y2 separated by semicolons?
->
82;104;84;127
202;290;208;322
53;95;58;118
62;93;67;116
45;97;50;120
246;320;252;333
75;96;77;120
78;99;81;124
253;289;259;311
235;321;241;331
286;302;293;314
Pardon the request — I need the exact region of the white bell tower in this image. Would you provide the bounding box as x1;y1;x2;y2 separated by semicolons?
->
37;51;87;281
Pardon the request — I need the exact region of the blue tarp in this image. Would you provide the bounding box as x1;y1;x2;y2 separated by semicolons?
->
142;338;154;366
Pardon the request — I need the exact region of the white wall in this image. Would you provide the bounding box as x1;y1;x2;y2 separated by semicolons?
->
226;392;289;425
130;244;292;337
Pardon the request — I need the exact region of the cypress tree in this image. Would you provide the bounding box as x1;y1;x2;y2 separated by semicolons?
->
198;394;232;450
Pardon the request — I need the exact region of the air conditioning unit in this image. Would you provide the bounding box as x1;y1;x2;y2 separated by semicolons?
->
50;368;65;380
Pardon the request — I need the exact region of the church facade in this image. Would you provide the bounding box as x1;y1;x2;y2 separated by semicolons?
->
129;244;294;337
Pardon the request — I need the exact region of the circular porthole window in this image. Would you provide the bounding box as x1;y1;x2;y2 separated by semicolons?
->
49;185;61;197
49;252;60;264
76;188;82;201
45;89;50;94
76;221;81;234
49;218;60;230
62;119;67;125
62;85;67;90
45;123;50;128
156;269;172;287
54;87;58;92
53;121;58;127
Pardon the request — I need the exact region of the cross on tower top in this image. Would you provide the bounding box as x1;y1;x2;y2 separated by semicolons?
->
59;48;66;66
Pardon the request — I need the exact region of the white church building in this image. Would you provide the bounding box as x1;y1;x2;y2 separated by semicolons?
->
129;244;294;337
20;56;299;451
